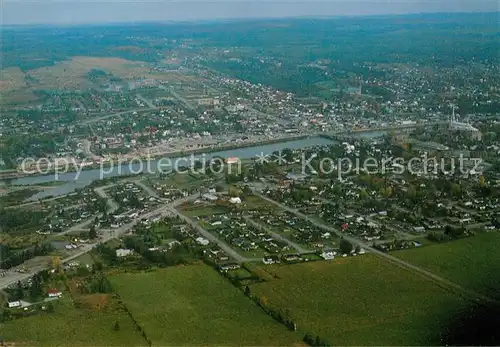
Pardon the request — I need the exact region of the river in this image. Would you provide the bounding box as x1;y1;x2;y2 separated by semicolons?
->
2;132;389;201
3;136;336;200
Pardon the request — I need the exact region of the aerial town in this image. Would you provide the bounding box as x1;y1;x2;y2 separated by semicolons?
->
0;10;499;347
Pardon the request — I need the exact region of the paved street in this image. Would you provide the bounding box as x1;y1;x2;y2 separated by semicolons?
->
243;216;310;254
168;207;253;263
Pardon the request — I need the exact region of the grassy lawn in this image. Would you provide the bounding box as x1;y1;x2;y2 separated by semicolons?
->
248;254;467;345
1;297;146;346
109;264;300;346
180;204;228;217
393;232;500;300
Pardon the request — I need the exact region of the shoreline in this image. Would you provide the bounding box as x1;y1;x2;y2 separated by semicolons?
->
0;133;315;181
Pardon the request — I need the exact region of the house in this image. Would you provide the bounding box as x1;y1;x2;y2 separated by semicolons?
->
195;237;210;246
283;254;302;262
47;289;62;298
167;240;181;248
262;255;280;265
202;194;218;202
116;248;133;257
229;197;242;204
8;301;21;308
219;263;240;272
320;250;336;260
286;172;308;182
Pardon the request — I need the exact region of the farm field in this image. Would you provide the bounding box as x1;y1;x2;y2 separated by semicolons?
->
249;254;468;345
393;232;500;300
1;297;146;346
109;264;300;346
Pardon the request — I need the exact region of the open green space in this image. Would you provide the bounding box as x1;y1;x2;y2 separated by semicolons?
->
180;204;228;217
1;297;146;346
109;264;299;346
248;254;468;345
393;232;500;300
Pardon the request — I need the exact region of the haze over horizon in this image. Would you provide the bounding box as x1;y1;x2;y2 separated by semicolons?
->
2;0;499;25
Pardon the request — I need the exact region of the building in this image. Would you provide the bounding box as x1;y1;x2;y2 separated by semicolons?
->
262;255;280;265
195;237;210;246
320;250;336;260
229;197;242;204
8;301;21;308
116;248;133;257
198;98;220;107
219;263;240;272
202;194;218;202
47;289;62;298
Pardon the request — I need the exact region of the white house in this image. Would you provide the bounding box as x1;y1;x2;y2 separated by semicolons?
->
229;197;242;204
47;289;62;298
116;248;133;257
195;237;210;246
8;301;21;308
321;251;336;260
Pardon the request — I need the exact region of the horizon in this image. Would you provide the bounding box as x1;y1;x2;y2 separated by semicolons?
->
2;10;499;28
2;0;499;26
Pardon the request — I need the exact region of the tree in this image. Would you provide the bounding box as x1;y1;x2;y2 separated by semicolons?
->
242;185;253;196
89;225;98;240
339;238;353;255
228;186;243;198
113;321;120;331
15;281;24;300
359;188;369;200
29;273;43;300
407;185;417;201
479;175;486;187
259;296;268;307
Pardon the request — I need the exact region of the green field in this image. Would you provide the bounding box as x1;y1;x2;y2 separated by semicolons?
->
180;204;228;217
393;232;500;300
248;254;468;345
2;297;146;346
109;264;299;346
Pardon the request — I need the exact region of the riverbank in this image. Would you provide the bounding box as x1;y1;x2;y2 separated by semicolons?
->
0;134;312;182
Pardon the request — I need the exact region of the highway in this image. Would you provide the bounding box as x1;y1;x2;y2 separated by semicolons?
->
254;192;500;306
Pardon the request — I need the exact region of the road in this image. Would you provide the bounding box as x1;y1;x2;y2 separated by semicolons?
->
136;94;156;108
159;85;195;111
243;216;310;254
94;186;119;214
168;207;251;263
0;193;200;290
5;195;67;210
80;107;159;125
255;192;500;306
134;179;160;199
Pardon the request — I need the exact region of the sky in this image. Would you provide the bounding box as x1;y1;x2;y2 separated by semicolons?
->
2;0;498;25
